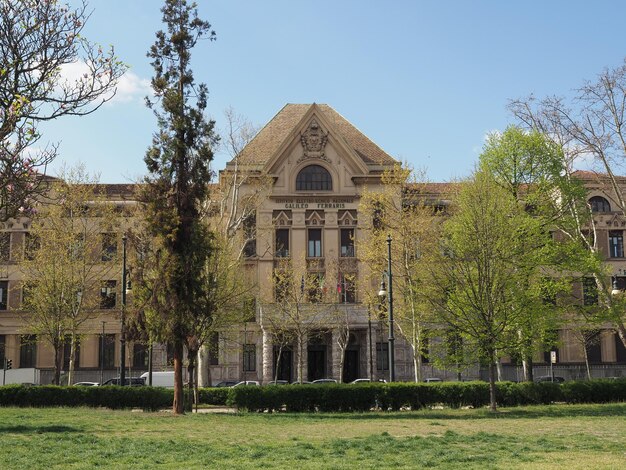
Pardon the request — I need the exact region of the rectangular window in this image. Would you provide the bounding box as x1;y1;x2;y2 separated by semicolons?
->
133;343;148;368
99;334;115;368
338;273;356;304
20;335;37;368
307;228;322;257
274;270;291;302
100;280;117;309
583;277;598;306
340;228;355;257
0;233;10;262
0;281;7;310
63;336;80;370
101;233;117;262
243;344;256;372
376;342;389;371
208;332;219;365
0;335;5;365
307;272;324;303
243;214;256;257
609;231;624;258
275;229;290;257
24;232;39;260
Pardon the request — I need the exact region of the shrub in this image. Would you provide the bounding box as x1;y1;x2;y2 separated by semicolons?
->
197;387;229;406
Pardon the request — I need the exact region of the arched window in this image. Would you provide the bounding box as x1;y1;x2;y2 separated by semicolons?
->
296;165;332;191
589;196;611;213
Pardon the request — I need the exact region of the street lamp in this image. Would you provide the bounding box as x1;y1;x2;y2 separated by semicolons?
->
377;235;396;382
120;234;128;386
100;321;106;385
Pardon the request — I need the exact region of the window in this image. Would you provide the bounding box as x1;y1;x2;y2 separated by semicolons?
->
372;203;383;231
275;229;290;257
0;281;7;310
63;336;80;370
338;273;356;304
274;270;291;302
307;228;322;257
100;280;117;309
0;335;5;365
583;277;598;306
69;233;85;260
609;231;624;258
296;165;332;191
20;335;37;368
99;334;115;368
24;232;39;260
208;332;219;365
340;228;355;257
376;342;389;371
101;233;117;261
589;196;611;213
243;344;256;372
0;233;10;262
307;273;324;303
133;343;148;368
243;214;256;257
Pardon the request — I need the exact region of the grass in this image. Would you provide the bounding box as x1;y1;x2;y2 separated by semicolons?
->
0;403;624;469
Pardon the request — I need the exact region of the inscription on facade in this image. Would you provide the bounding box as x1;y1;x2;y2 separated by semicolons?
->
275;197;354;209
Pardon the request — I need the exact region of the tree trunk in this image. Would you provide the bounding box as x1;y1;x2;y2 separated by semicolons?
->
68;335;77;385
488;350;497;412
197;345;209;387
495;355;503;382
53;344;62;385
173;340;184;415
583;343;592;380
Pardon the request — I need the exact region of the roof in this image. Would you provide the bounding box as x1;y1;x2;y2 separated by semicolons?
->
235;103;397;166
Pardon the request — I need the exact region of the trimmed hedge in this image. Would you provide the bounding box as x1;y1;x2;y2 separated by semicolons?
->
1;379;624;411
226;379;626;412
0;384;173;410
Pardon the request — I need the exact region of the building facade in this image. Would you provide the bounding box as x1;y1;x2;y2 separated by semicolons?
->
1;105;626;385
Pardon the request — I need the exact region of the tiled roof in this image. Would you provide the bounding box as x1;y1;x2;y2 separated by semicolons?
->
236;104;396;166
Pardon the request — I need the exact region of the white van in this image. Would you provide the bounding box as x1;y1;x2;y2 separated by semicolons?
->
140;371;174;388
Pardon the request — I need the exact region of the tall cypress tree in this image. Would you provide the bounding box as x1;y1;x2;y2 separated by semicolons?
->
143;0;217;414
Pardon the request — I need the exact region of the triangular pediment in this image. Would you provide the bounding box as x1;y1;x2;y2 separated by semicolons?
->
264;104;371;177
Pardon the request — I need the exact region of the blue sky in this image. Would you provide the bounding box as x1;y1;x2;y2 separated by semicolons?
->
41;0;626;183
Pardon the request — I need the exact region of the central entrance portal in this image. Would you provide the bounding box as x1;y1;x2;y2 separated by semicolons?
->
308;346;326;381
343;349;359;383
273;348;292;382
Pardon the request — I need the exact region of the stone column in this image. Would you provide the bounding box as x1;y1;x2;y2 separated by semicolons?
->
197;345;210;387
262;329;273;384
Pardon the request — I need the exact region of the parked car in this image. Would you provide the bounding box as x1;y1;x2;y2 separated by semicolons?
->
424;377;442;383
266;380;289;386
349;378;387;384
535;376;565;383
311;378;337;384
214;381;238;388
101;377;146;386
290;381;312;385
231;380;260;387
73;381;99;387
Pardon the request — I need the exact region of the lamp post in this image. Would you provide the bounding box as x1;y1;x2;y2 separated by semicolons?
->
120;234;127;386
100;321;106;385
378;235;396;382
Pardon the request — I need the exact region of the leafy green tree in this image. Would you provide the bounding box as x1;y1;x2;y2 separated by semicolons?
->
426;171;545;411
479;126;589;381
0;0;125;220
141;0;217;414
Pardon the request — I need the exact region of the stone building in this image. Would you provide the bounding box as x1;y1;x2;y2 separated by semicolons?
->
1;105;626;385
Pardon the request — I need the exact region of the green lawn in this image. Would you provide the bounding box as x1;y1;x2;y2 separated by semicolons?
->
0;404;624;469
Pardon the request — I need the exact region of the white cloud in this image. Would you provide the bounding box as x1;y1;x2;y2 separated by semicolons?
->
58;61;151;105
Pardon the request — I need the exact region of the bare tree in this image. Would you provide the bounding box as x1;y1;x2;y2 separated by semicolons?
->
20;165;119;384
510;60;626;348
0;0;125;220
